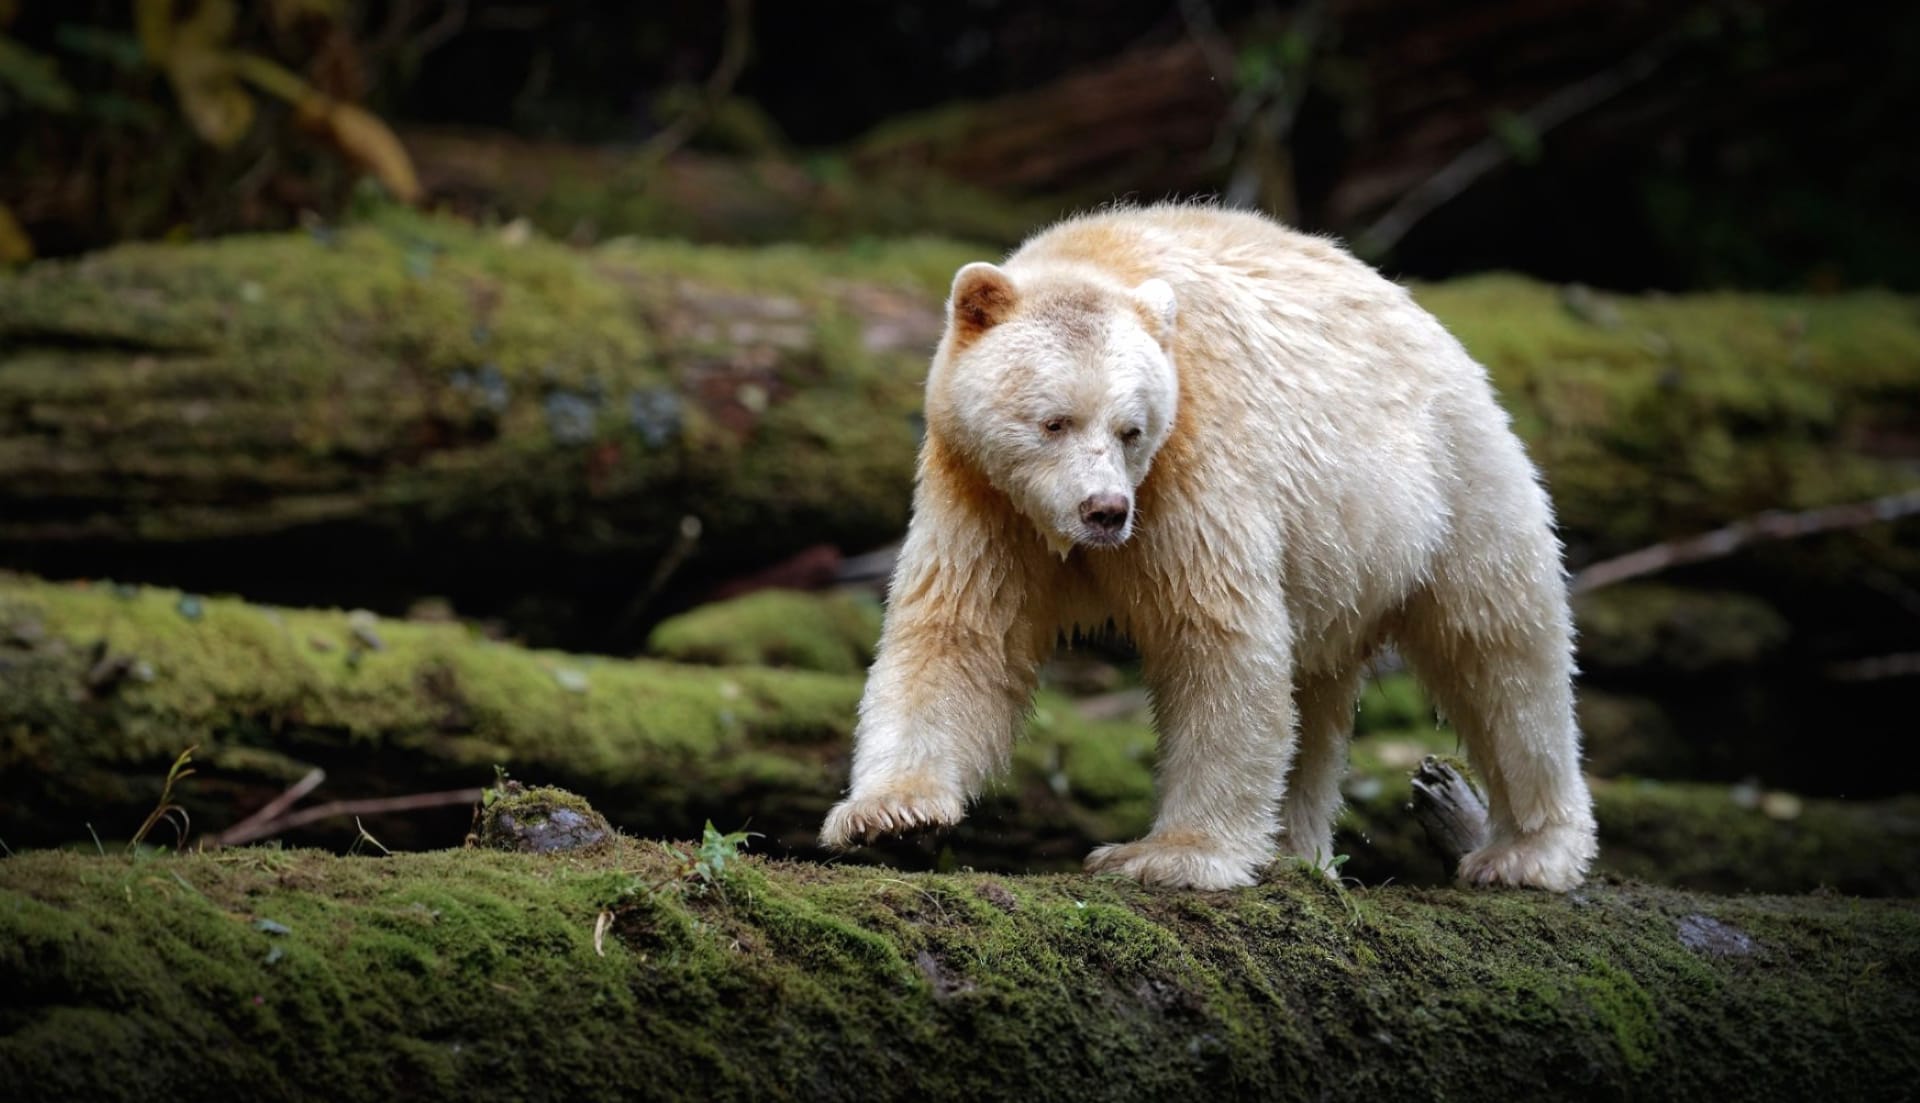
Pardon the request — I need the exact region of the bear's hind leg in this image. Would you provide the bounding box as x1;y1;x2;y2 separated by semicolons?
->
1276;666;1365;872
1399;577;1597;892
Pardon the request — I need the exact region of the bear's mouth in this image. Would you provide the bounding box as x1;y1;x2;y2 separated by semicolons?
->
1074;524;1130;550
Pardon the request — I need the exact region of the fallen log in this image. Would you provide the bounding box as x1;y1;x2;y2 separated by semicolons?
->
3;573;1913;897
0;213;967;645
0;834;1914;1101
4;219;1918;650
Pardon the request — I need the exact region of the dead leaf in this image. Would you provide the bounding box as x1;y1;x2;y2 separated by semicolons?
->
168;46;253;146
0;202;32;264
296;95;422;202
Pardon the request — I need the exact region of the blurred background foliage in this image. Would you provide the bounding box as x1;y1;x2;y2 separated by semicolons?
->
2;0;1916;289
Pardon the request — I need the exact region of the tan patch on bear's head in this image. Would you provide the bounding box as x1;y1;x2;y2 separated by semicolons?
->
948;262;1019;348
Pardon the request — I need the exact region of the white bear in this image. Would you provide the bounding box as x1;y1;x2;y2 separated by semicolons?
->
819;203;1597;891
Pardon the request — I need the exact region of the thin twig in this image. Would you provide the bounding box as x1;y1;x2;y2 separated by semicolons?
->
1356;45;1669;257
210;768;326;848
1570;489;1920;595
640;0;754;160
214;788;484;847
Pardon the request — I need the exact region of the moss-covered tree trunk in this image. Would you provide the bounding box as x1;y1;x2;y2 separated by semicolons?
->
5;573;1915;897
1;841;1915;1101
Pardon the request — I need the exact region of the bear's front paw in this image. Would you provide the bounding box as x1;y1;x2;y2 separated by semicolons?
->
1457;820;1597;892
1084;831;1263;891
819;779;965;848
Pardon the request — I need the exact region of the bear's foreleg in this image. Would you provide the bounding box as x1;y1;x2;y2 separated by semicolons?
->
1086;621;1299;890
819;559;1042;849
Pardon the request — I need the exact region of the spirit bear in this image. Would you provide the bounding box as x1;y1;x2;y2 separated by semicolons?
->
820;204;1597;891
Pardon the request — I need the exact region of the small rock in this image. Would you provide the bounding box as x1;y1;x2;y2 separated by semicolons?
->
476;785;613;855
552;667;589;694
176;595;204;621
1677;913;1755;957
346;609;385;652
1729;777;1762;810
1562;283;1624;329
1759;791;1804;821
736;382;770;414
1343;775;1385;802
974;881;1017;912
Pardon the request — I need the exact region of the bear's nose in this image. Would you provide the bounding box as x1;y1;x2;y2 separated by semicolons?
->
1080;493;1130;533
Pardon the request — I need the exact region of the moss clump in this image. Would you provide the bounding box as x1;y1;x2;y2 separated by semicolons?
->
646;589;883;675
472;781;614;855
0;843;1915;1101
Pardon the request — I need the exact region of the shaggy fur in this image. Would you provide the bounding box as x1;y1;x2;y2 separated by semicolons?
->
819;204;1598;891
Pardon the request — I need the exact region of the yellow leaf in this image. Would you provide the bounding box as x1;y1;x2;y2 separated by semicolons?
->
298;95;422;203
0;202;32;264
134;0;175;60
170;45;253;146
170;0;237;53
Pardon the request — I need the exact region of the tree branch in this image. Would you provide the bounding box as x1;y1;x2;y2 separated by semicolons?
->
1570;489;1920;595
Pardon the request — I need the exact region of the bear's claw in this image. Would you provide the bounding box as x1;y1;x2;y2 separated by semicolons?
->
819;784;964;848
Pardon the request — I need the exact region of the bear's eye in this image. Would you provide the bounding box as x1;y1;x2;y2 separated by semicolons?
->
1042;417;1068;434
1120;426;1144;445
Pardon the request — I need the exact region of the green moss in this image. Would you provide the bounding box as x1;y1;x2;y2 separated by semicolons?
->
1417;276;1920;556
1573;956;1661;1074
9;843;1911;1100
0;211;941;589
1355;673;1434;734
646;589;883;675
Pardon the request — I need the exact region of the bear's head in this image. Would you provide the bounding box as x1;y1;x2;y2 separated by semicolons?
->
926;261;1179;559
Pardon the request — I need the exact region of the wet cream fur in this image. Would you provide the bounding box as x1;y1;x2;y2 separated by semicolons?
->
819;203;1597;892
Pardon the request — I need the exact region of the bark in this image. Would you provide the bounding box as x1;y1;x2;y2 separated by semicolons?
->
0;837;1915;1102
3;573;1915;898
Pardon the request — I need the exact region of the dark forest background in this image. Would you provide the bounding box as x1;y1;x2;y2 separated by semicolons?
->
4;0;1916;290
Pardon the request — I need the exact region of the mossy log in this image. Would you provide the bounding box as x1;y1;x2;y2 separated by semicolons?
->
0;211;974;645
4;573;1914;898
3;215;1917;649
1;840;1915;1101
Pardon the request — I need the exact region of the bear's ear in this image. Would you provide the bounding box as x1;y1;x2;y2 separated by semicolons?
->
1133;278;1177;337
949;262;1018;341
